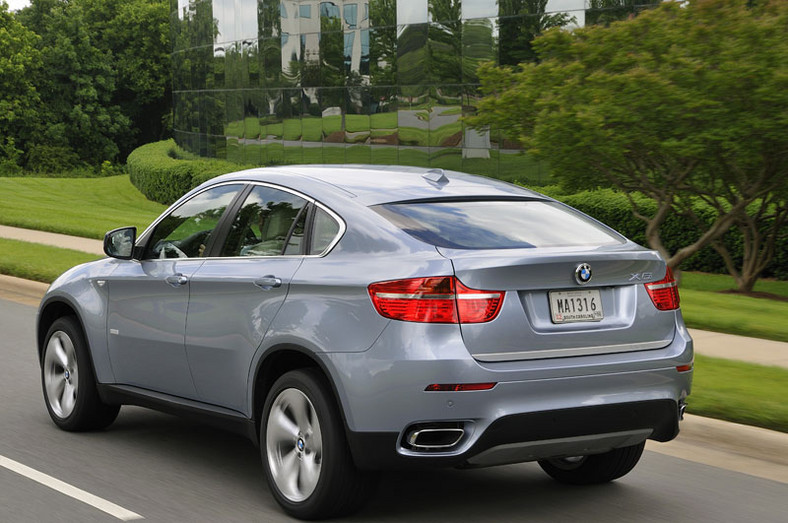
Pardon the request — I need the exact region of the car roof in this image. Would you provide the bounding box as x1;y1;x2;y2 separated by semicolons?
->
210;164;547;206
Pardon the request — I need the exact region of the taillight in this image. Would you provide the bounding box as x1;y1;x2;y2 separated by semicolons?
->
368;276;504;323
645;266;680;310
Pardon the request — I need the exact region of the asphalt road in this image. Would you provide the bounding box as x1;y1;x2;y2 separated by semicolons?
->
2;297;786;522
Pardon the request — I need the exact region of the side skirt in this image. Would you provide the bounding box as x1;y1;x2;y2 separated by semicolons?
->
97;384;258;444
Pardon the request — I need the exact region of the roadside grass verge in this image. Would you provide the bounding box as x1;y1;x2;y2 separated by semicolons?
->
0;175;166;239
0;238;101;283
689;354;788;433
679;287;788;343
681;271;788;297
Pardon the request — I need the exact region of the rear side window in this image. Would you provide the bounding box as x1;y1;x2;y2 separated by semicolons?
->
373;200;624;250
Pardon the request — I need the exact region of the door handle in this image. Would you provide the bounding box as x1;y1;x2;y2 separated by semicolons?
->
254;276;282;290
165;274;189;287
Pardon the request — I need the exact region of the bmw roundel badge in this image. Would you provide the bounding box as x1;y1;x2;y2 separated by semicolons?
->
575;263;592;285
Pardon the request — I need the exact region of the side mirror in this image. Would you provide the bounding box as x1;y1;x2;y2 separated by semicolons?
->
104;227;137;260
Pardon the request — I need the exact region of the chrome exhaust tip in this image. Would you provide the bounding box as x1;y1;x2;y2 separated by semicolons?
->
679;401;687;420
403;423;465;451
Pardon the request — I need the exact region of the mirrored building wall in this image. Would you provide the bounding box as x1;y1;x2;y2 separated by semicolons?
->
171;0;658;183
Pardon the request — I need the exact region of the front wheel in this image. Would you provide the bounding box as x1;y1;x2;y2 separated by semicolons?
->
261;369;377;519
538;441;645;485
41;316;120;431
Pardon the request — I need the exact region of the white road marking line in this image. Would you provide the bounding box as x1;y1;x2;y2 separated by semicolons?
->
0;454;144;521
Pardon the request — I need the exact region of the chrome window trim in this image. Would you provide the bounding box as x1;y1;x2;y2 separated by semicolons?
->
136;180;346;260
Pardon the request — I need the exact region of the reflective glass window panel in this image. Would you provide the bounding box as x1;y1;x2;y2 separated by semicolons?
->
462;17;496;82
428;21;462;83
462;0;496;19
146;184;243;259
396;23;428;86
398;0;428;24
299;3;312;18
398;85;428;147
344;31;355;72
369;26;396;85
428;0;461;24
374;200;625;250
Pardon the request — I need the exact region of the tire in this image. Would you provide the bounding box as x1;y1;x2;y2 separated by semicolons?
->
261;368;377;519
538;441;646;485
41;316;120;431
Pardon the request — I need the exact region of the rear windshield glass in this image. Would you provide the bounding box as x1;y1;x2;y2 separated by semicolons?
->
373;200;625;250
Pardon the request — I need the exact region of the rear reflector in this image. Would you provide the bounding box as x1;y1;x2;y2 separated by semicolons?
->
368;276;503;323
676;363;693;373
425;383;497;392
645;266;680;311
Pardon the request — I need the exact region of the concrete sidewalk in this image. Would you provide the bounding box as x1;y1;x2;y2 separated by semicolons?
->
0;224;105;256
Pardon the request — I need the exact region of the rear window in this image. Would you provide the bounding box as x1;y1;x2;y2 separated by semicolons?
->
373;200;625;250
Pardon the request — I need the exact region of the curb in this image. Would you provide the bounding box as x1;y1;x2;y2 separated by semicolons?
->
648;414;788;484
0;274;49;307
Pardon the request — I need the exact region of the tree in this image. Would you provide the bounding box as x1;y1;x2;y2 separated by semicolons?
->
19;0;131;166
0;2;42;173
17;0;170;164
468;0;788;290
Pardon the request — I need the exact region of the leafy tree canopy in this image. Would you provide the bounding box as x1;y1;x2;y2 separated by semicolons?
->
469;0;788;289
0;2;42;172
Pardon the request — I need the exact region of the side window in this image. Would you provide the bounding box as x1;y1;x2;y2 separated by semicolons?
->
310;206;341;254
145;184;242;259
221;185;308;257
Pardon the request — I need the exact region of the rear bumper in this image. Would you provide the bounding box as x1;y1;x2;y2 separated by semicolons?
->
347;399;681;470
322;319;692;471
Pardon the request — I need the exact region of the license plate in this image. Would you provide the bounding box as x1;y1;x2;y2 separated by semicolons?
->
549;289;604;324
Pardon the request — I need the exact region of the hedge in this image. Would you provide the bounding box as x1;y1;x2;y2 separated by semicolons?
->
539;186;787;280
127;139;253;205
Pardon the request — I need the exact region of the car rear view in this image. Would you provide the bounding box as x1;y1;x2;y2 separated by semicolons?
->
348;192;692;479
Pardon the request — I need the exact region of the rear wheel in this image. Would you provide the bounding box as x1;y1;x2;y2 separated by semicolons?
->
42;317;120;431
538;441;645;485
261;368;377;519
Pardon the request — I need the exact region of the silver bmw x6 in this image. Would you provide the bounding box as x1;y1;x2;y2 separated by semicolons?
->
37;165;692;519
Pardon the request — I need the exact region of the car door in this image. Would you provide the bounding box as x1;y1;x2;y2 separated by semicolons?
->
107;183;244;399
184;184;310;411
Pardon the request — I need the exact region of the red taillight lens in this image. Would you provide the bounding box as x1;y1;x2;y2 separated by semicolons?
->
645;266;680;311
368;276;504;323
455;280;504;323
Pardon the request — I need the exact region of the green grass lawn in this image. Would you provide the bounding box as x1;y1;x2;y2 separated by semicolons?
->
0;238;101;283
689;354;788;433
679;272;788;342
0;175;166;239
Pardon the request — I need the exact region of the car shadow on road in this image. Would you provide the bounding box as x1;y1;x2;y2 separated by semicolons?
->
74;406;680;522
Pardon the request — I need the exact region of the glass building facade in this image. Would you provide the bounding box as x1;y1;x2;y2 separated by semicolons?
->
170;0;656;182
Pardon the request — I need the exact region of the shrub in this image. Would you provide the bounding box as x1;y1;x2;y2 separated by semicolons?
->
127;140;252;204
536;187;787;280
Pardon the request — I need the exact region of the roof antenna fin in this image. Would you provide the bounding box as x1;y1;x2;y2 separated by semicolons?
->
423;169;449;185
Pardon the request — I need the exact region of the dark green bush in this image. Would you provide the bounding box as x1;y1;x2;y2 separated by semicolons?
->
536;187;786;280
127;140;252;205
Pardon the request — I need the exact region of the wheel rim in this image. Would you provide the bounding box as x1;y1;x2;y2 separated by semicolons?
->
43;330;79;419
266;388;323;503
